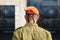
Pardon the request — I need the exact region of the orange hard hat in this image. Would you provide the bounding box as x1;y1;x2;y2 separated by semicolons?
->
24;6;39;15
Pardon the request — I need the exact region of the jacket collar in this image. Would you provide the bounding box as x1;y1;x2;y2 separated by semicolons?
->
24;23;38;27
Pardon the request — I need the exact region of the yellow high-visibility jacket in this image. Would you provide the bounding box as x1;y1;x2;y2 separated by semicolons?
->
12;23;52;40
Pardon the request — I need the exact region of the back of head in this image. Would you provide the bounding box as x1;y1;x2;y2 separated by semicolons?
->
24;6;39;15
24;6;39;23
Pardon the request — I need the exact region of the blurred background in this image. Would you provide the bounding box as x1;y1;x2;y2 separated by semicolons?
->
0;5;15;40
0;0;26;40
0;0;60;40
27;0;60;40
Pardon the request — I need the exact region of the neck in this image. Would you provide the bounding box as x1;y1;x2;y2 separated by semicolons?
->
29;21;33;24
29;20;37;24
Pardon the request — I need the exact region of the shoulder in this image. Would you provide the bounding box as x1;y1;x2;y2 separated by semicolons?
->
41;27;52;37
38;27;52;38
15;26;23;30
38;26;51;34
14;26;23;33
44;29;51;36
42;28;52;40
12;26;23;40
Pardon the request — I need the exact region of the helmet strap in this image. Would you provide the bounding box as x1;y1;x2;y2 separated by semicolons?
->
26;14;35;23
